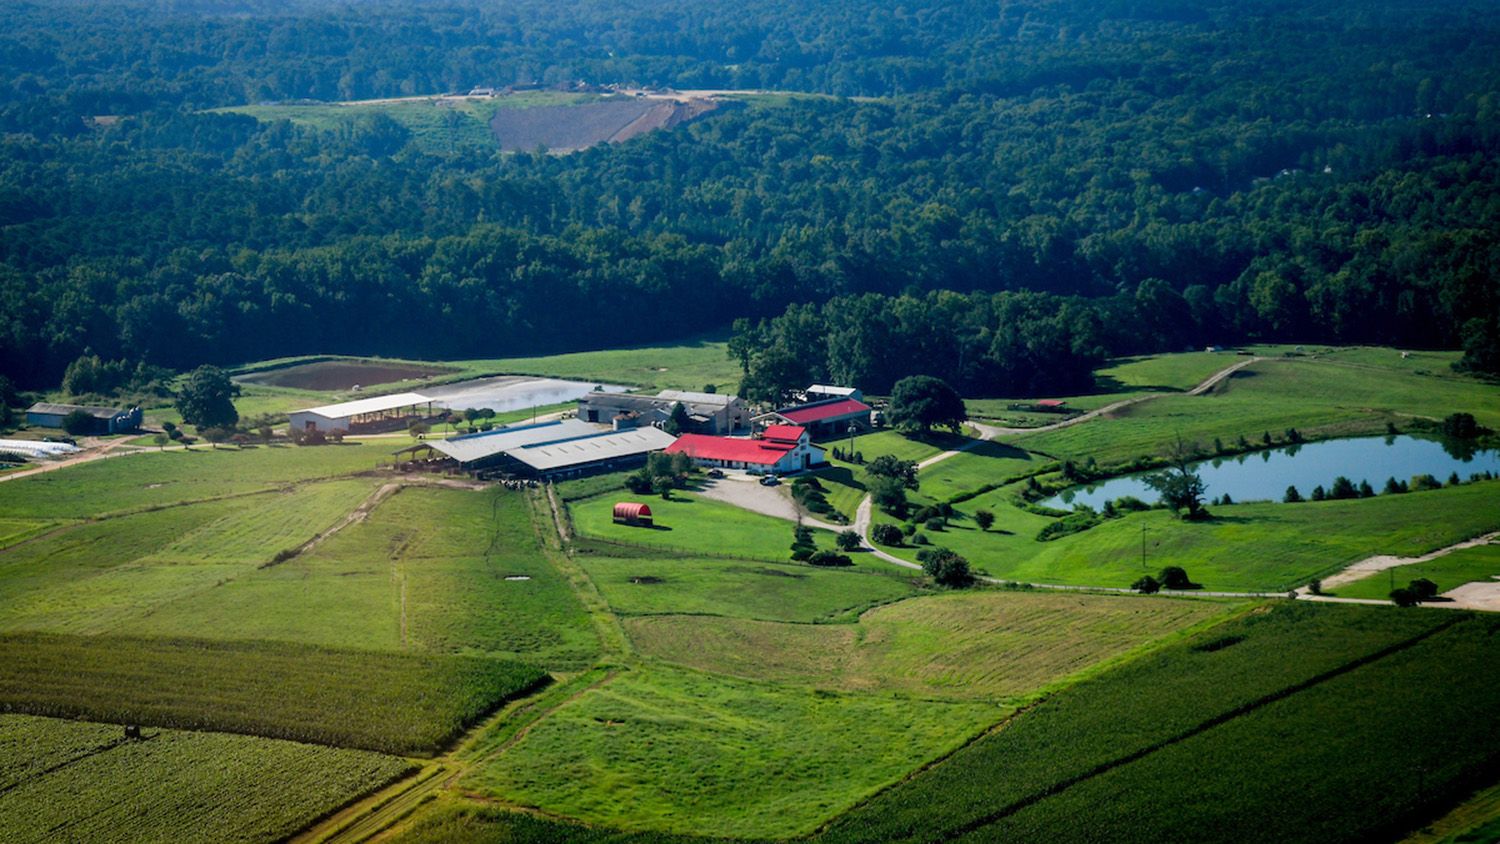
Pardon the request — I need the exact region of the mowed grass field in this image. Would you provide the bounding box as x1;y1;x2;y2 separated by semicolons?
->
624;591;1234;701
815;602;1471;844
893;480;1500;592
0;634;545;755
1333;541;1500;600
574;550;923;623
120;488;599;666
0;714;412;844
569;491;841;561
462;663;1001;839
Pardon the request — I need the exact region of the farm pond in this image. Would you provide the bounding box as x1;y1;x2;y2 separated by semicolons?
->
1044;435;1500;509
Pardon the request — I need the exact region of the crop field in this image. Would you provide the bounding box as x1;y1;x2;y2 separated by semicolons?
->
815;602;1460;843
462;663;1000;839
0;443;382;519
1333;541;1500;600
957;614;1500;844
575;551;921;623
0;714;412;844
569;491;840;560
0;633;546;754
235;358;457;390
0;481;377;634
624;591;1233;701
122;488;599;667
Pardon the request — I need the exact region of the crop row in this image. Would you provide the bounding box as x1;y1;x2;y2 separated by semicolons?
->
0;714;411;844
0;633;548;755
968;614;1500;842
816;602;1458;843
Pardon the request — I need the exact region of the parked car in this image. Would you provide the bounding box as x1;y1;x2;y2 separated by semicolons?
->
706;468;725;479
759;475;781;486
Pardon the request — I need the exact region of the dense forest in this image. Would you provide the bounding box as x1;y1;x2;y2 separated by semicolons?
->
1;0;1498;390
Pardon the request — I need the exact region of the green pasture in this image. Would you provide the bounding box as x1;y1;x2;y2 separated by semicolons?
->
0;443;381;519
1332;541;1500;600
0;633;544;755
816;601;1454;843
574;551;922;623
895;480;1500;592
961;350;1239;424
462;663;1000;839
0;714;411;844
917;439;1045;502
1016;358;1500;467
811;428;976;517
124;488;599;667
394;799;700;844
624;591;1233;702
1096;351;1243;391
0;517;57;550
968;614;1500;844
569;491;839;561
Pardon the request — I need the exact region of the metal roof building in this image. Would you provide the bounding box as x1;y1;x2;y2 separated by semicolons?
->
394;419;676;477
26;402;142;434
289;392;435;434
506;427;679;477
419;418;599;466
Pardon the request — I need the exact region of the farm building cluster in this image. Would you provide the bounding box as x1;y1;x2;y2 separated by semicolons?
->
391;383;873;479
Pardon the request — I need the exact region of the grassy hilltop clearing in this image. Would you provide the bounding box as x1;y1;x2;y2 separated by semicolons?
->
2;342;1500;842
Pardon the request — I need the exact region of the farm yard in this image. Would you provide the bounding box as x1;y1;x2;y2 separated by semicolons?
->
2;343;1500;842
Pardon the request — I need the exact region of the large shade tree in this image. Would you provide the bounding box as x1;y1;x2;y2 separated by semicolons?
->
175;365;240;429
886;375;966;434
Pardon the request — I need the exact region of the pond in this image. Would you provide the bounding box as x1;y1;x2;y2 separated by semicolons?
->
1044;435;1500;510
417;376;628;413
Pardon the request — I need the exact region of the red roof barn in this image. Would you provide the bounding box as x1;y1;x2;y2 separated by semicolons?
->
664;426;825;474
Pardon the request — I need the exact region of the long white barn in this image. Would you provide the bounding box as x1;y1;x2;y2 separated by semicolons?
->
288;392;436;434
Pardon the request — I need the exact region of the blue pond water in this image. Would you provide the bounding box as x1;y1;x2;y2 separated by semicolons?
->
1044;435;1500;510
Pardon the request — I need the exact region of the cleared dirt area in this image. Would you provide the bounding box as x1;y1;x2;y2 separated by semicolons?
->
236;360;457;391
489;96;718;152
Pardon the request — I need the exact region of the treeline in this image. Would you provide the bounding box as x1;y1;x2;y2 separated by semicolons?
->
2;0;1500;386
729;291;1107;400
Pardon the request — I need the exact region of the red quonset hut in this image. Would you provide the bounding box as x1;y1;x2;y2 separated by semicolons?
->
612;502;653;526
